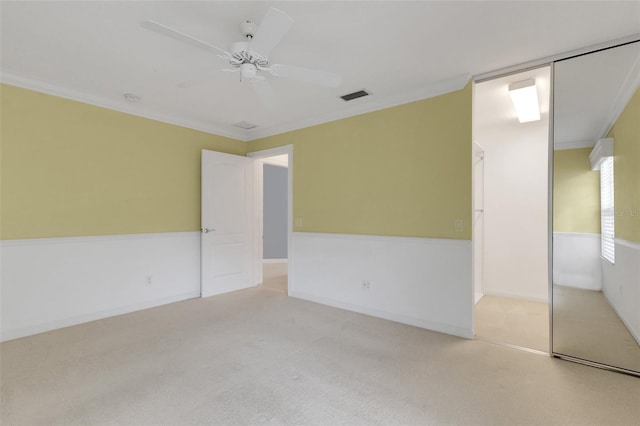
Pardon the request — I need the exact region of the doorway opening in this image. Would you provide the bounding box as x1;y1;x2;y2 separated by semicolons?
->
247;145;293;295
261;154;288;293
472;66;551;353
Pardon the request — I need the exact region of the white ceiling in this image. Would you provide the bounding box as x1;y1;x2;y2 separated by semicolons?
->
474;66;551;149
474;39;640;152
553;41;640;149
2;1;639;141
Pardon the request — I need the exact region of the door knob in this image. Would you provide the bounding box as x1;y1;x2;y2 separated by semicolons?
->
201;227;215;233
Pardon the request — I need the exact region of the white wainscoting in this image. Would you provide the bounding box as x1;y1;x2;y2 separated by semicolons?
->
289;232;473;339
1;232;201;341
552;232;602;290
602;239;640;345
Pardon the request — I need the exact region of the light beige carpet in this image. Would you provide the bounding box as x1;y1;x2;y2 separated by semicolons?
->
2;286;639;425
553;285;640;373
475;295;549;353
261;262;287;293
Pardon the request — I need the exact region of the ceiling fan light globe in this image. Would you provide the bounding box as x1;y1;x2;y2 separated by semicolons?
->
241;63;257;79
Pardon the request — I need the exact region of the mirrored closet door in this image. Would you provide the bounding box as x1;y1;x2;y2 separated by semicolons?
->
552;40;640;375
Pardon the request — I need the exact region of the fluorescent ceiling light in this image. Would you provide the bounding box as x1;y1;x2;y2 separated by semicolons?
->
508;78;540;123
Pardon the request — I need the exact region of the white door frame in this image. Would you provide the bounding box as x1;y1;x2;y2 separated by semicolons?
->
247;145;294;295
472;140;485;311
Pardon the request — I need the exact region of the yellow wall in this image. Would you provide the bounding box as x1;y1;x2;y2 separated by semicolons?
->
0;84;246;240
248;84;472;240
2;83;472;241
608;87;640;242
553;147;600;233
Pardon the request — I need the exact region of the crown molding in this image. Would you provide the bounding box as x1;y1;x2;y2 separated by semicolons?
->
0;71;249;142
1;70;469;143
598;44;640;139
474;34;640;83
245;73;471;140
553;140;596;151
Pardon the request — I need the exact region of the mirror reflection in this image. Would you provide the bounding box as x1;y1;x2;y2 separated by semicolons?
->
553;40;640;374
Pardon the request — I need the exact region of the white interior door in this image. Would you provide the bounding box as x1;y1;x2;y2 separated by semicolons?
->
201;150;255;297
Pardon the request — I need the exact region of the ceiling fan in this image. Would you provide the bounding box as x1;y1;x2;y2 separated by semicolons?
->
141;8;342;109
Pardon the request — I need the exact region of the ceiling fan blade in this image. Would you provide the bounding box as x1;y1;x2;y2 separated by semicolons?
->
250;78;280;110
249;8;293;58
141;20;231;58
270;64;342;88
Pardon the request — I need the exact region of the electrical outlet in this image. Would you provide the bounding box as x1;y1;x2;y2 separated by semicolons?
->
295;218;303;228
146;275;153;285
454;219;464;232
361;280;371;290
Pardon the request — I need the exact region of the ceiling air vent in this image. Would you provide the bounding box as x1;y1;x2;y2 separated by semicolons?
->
234;121;258;130
340;89;370;101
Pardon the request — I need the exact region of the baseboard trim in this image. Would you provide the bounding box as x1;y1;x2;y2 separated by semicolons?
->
609;302;640;347
602;283;640;347
601;240;640;346
289;290;474;339
1;291;200;342
479;339;550;356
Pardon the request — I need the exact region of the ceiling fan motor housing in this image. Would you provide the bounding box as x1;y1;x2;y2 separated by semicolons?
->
230;41;269;68
140;7;341;109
